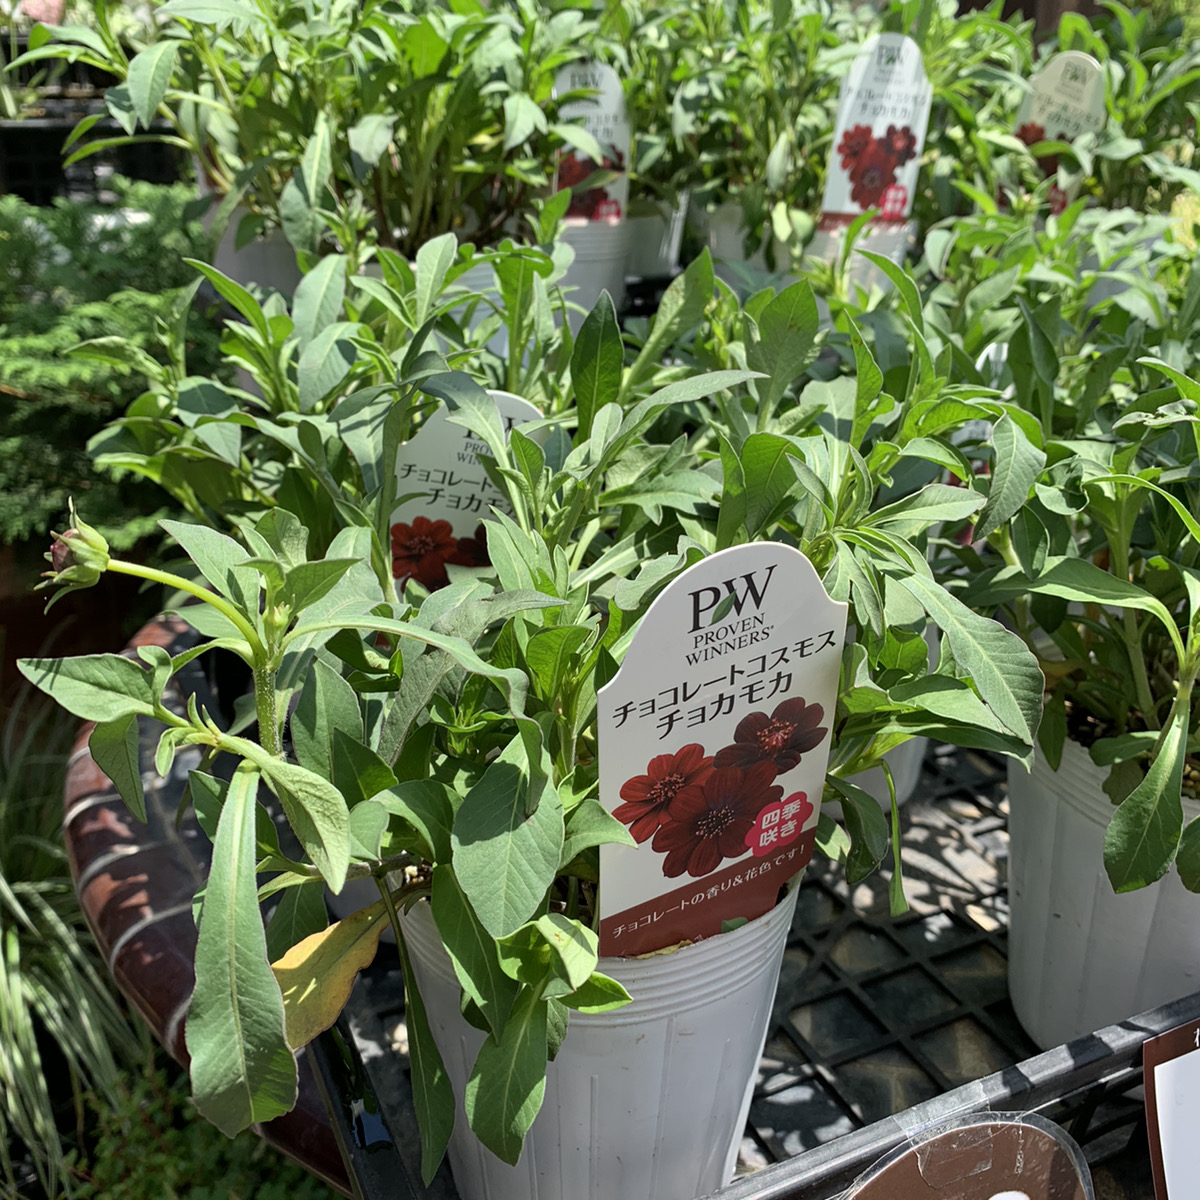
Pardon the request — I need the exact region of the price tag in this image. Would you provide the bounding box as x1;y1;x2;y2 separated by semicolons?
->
389;391;540;594
1144;1017;1200;1198
846;1114;1093;1198
597;544;847;957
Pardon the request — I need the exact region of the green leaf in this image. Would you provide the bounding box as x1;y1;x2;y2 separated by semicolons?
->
746;280;820;411
560;797;634;867
159;518;252;603
18;655;156;722
893;575;1043;754
571;291;623;440
431;866;520;1037
414;234;457;327
464;984;548;1165
826;776;889;883
243;751;351;893
265;880;329;962
739;432;801;536
560;971;632;1013
375;780;457;863
524;626;591;703
126;41;178;127
292;657;362;780
297;322;359;412
395;919;455;1184
183;259;270;341
1029;558;1184;660
157;0;265;27
292;254;346;345
864;483;984;537
1175;814;1200;892
451;736;564;938
1104;705;1188;893
186;766;297;1136
348;114;395;181
974;414;1046;540
89;715;146;822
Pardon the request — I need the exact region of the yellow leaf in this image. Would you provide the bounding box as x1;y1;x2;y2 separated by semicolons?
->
272;897;390;1048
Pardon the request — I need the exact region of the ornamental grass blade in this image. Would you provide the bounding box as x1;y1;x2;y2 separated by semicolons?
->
186;766;297;1137
272;897;388;1048
1104;707;1187;893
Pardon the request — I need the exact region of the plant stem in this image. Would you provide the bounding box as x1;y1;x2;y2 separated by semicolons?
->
106;559;266;660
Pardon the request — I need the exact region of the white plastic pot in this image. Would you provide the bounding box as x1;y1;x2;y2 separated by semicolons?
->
400;882;800;1200
211;210;302;296
623;194;689;280
559;219;631;331
1007;738;1200;1049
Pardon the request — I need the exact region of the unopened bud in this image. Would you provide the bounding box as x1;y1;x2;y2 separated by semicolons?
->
38;502;110;609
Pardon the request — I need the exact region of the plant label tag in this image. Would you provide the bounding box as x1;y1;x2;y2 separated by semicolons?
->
819;34;931;233
1143;1016;1200;1198
1015;52;1105;214
389;391;540;594
554;62;631;222
597;544;847;957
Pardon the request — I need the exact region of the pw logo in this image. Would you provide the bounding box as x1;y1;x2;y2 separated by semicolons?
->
876;44;901;68
688;565;776;632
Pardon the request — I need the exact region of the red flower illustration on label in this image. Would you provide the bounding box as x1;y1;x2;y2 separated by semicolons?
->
558;145;626;221
837;124;873;169
448;524;490;570
652;762;783;878
745;791;814;857
882;124;917;166
848;141;899;210
1048;183;1069;214
391;517;459;589
1016;120;1060;177
713;697;827;775
614;744;714;843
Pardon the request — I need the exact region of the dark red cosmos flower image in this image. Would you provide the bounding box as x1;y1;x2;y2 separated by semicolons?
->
848;141;899;210
1016;121;1045;146
614;743;714;843
714;697;827;775
391;517;458;589
652;762;783;878
448;524;490;570
559;147;626;219
882;124;918;166
837;124;873;169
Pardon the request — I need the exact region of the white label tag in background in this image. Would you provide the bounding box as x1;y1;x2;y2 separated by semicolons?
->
389;391;541;594
554;61;631;222
598;545;848;957
819;34;932;229
1014;51;1106;213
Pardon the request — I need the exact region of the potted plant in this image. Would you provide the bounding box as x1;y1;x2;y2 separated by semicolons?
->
19;248;1043;1199
916;192;1200;1044
14;0;608;286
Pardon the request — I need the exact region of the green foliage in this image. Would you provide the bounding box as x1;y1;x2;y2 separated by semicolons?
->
68;1056;338;1200
0;181;222;549
21;242;1046;1174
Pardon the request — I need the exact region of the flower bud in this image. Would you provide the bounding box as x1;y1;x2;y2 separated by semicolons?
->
38;502;110;609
